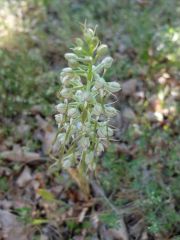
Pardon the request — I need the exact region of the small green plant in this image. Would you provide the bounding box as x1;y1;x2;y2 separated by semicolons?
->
54;24;120;194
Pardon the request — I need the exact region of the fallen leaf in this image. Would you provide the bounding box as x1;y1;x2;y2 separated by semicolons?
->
78;207;88;223
116;143;130;154
148;94;162;112
16;120;31;139
0;209;28;240
16;166;32;188
128;219;145;239
145;111;163;122
35;115;57;154
0;145;41;163
37;188;55;202
122;107;136;122
99;225;113;240
108;218;129;240
122;79;137;96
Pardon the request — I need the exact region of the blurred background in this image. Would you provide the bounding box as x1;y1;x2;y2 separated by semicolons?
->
0;0;179;239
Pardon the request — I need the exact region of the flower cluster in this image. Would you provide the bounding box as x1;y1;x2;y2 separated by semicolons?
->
55;26;121;172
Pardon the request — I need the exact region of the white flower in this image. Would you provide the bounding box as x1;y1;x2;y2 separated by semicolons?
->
60;75;70;85
70;76;83;86
105;106;117;117
73;46;83;54
105;82;121;93
55;113;63;123
62;154;74;169
92;103;103;116
96;142;104;155
85;151;95;170
101;56;113;68
78;137;90;149
57;133;66;143
60;88;72;98
56;103;66;113
94;75;106;89
84;28;94;40
68;108;79;118
97;124;113;138
61;67;73;74
82;56;93;64
64;53;78;61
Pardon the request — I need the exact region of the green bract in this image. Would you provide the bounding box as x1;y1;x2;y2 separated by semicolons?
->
55;26;121;172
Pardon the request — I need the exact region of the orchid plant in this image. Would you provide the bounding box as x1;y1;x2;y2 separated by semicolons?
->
54;25;120;194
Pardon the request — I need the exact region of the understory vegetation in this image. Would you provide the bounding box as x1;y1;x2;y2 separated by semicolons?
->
0;0;179;239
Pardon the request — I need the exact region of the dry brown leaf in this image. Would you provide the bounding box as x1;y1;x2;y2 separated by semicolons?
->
0;145;41;163
78;207;88;223
67;168;90;199
122;79;137;96
122;107;136;122
35;115;57;154
0;209;28;240
16;166;32;188
116;143;130;154
16;120;31;140
108;219;129;240
99;225;113;240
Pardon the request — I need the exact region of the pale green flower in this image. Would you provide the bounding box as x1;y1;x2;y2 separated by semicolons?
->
54;25;120;172
105;106;117;117
67;108;79;118
79;137;90;149
96;44;108;59
64;53;78;61
56;103;67;113
60;88;73;98
105;81;121;93
55;113;63;123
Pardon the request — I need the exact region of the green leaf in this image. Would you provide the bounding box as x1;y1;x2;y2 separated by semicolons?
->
37;188;55;201
32;219;49;225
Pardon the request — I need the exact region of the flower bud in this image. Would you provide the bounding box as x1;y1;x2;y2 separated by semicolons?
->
56;103;67;113
75;38;83;47
84;28;94;41
105;106;117;117
101;56;113;68
61;67;73;74
96;44;108;58
105;82;121;93
64;53;78;61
